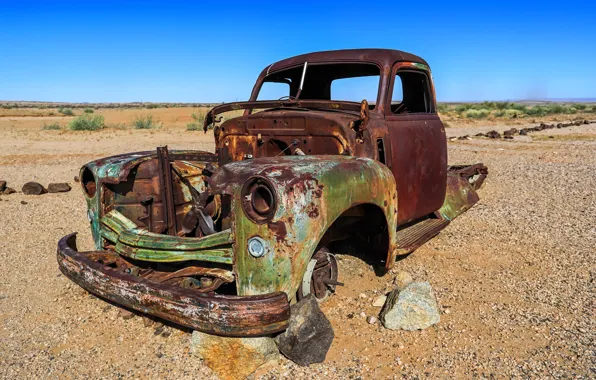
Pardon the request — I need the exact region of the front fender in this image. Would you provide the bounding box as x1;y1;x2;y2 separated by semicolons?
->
211;155;398;297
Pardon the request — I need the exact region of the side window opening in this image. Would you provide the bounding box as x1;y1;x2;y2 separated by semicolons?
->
391;70;432;114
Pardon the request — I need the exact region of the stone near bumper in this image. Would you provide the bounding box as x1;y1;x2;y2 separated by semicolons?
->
48;182;72;193
274;294;334;366
22;182;47;195
373;294;387;307
0;181;6;192
380;282;440;331
393;271;413;291
191;331;278;380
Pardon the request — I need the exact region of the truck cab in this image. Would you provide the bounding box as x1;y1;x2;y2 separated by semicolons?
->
211;49;447;226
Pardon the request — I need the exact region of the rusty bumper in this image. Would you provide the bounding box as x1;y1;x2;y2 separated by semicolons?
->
57;233;290;337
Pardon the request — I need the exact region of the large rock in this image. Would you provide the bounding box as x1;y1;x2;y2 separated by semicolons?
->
47;182;71;193
22;182;46;195
380;282;440;331
190;331;278;380
274;294;334;366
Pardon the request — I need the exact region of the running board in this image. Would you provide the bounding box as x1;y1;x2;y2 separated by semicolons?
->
395;218;450;255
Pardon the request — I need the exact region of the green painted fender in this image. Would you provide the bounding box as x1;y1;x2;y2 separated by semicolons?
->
210;155;398;297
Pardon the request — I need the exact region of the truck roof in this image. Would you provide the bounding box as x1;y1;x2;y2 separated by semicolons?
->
263;48;429;74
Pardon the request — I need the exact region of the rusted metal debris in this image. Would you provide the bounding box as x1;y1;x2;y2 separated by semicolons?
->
58;49;489;337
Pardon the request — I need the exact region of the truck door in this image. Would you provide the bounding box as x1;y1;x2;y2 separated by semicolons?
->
386;64;447;225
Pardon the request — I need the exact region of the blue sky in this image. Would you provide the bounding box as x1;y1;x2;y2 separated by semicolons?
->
1;0;594;102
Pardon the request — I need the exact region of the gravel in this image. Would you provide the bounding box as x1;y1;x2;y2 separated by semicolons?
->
0;123;594;378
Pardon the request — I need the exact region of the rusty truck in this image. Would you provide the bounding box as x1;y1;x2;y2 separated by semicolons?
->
57;49;487;336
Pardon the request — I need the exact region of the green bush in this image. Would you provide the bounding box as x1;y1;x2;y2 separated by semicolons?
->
454;104;473;113
69;114;105;131
493;110;506;117
84;108;94;113
58;107;75;116
494;101;511;110
437;104;451;113
464;109;490;119
505;109;523;118
133;114;161;129
145;104;158;109
572;103;587;111
42;122;61;130
186;111;206;131
525;106;548;117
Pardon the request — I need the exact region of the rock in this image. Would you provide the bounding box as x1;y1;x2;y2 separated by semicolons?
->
486;130;501;139
22;182;46;195
47;182;71;193
358;293;368;299
3;187;16;195
359;311;366;319
373;295;387;307
118;309;135;320
393;271;413;291
0;181;6;192
519;129;528;136
367;316;378;324
191;330;278;380
380;282;440;331
73;176;80;183
274;294;334;366
20;201;28;205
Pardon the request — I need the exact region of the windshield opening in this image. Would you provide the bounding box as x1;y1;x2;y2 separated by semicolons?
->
256;63;380;106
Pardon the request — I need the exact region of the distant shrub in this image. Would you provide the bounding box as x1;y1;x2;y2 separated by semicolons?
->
133;114;161;129
572;103;587;111
186;112;206;131
437;104;451;113
464;109;490;119
145;104;158;109
42;122;61;130
69;114;105;131
454;104;473;113
494;101;511;110
493;110;506;117
505;109;523;118
510;103;527;112
58;107;75;116
592;105;596;113
525;106;548;117
84;108;94;113
1;104;15;109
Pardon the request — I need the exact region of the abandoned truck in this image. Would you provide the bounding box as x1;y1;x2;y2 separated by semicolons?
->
57;49;487;337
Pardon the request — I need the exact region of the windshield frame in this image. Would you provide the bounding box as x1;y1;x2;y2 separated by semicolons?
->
250;61;384;111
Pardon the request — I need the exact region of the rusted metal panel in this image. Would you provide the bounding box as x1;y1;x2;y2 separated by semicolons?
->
57;233;290;337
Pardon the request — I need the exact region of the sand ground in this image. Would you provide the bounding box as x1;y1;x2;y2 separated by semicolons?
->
0;108;594;378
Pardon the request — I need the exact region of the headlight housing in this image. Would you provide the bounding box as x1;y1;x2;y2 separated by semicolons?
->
241;176;277;223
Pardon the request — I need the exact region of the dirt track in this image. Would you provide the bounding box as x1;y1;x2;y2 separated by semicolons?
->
0;110;594;378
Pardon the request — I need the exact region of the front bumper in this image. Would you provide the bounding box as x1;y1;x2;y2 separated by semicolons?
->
57;233;290;337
